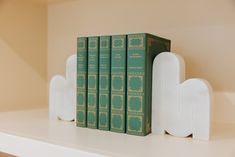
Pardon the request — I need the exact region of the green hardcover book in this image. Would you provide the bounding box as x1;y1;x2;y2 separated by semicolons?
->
127;33;171;136
87;36;99;129
76;37;88;127
98;36;111;131
110;35;127;133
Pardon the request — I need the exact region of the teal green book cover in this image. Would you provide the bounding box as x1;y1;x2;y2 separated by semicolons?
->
76;37;88;127
87;36;99;129
127;33;171;136
98;36;111;131
110;35;127;133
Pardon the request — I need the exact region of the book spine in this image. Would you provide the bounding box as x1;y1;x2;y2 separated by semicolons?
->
127;33;171;136
110;35;127;133
98;36;111;130
76;37;88;127
127;34;147;135
87;37;99;129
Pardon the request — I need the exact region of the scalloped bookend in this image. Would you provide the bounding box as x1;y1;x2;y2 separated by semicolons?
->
152;52;213;140
49;54;77;121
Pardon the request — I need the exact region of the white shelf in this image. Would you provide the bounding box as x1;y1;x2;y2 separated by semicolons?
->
0;109;235;157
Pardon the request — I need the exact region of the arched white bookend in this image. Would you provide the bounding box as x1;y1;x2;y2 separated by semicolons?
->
49;54;77;121
49;75;66;120
152;52;213;140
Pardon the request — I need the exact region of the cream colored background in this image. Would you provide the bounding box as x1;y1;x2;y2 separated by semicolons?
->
0;0;234;123
48;0;235;91
0;0;47;111
47;0;235;123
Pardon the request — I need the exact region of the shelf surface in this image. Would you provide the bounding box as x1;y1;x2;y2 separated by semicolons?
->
0;109;235;157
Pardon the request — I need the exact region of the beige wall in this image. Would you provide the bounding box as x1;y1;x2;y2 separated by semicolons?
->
0;0;47;111
47;0;235;123
4;0;233;123
48;0;235;92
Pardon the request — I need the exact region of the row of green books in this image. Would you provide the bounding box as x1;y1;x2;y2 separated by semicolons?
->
76;33;171;136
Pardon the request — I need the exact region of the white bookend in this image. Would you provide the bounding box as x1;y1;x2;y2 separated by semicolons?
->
49;54;77;121
152;52;213;140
